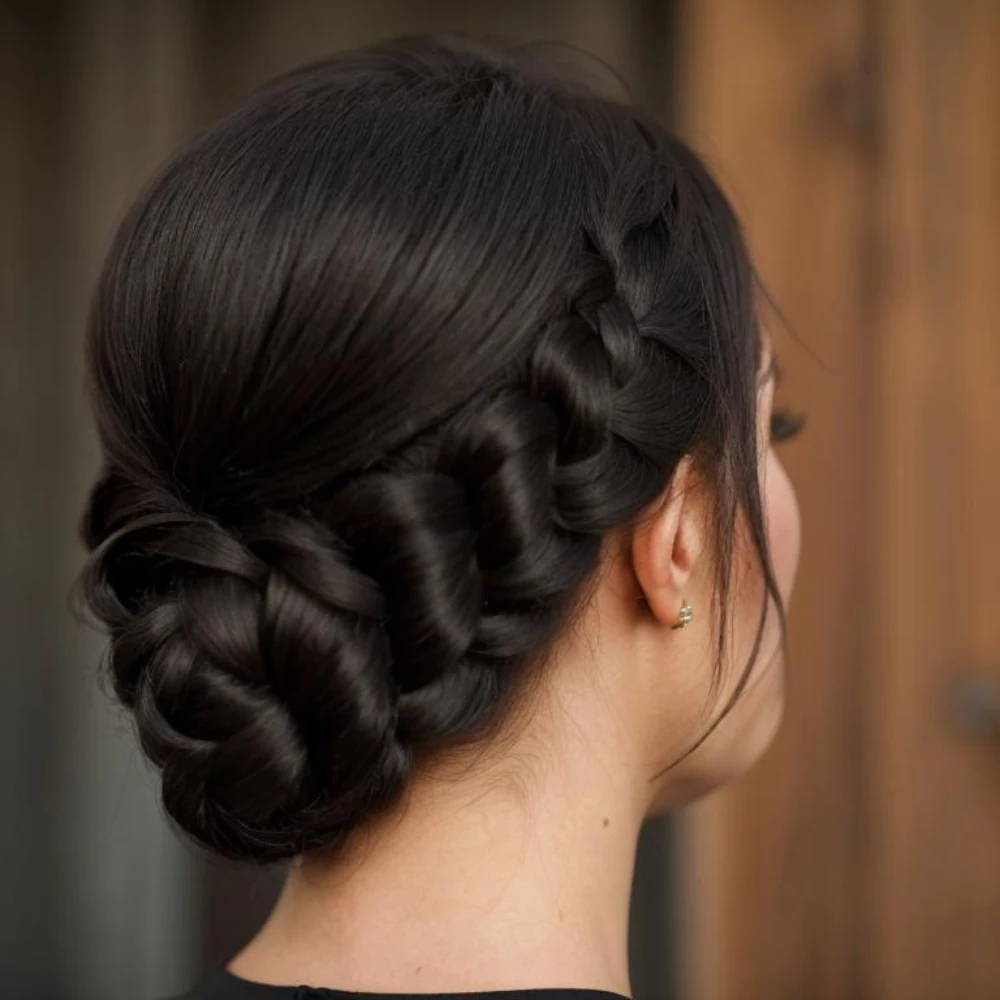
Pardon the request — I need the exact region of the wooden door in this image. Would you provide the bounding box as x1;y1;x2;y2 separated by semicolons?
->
873;3;1000;997
677;1;1000;998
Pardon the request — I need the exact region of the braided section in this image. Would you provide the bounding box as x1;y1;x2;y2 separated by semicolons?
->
80;241;699;861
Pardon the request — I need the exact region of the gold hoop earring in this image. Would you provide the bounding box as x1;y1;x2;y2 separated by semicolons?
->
671;600;693;630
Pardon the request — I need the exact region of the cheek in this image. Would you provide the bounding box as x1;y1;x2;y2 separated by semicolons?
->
764;450;801;607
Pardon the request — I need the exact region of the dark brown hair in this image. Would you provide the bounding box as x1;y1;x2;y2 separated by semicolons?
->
78;35;779;862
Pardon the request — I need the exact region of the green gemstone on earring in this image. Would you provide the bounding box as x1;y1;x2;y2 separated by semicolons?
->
672;600;693;630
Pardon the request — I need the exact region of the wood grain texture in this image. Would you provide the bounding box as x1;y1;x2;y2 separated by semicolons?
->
872;2;1000;997
677;0;1000;997
675;1;879;997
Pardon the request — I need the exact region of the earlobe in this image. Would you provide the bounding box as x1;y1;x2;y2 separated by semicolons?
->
631;458;704;627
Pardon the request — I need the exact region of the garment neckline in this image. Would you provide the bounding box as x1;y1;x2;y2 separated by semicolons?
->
217;969;632;999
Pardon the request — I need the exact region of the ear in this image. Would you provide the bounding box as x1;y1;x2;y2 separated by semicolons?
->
631;457;706;627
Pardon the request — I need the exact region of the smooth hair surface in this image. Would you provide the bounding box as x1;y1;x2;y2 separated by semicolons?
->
79;35;776;862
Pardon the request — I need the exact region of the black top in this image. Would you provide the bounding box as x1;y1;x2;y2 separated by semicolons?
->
173;971;631;1000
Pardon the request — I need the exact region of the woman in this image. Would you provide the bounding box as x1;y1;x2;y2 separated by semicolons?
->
79;35;801;1000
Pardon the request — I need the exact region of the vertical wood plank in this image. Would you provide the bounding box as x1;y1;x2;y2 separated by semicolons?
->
873;2;1000;997
674;2;876;997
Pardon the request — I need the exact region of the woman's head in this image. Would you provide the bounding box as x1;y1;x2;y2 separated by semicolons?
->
79;35;799;863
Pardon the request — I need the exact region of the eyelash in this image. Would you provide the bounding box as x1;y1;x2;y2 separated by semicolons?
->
770;408;805;444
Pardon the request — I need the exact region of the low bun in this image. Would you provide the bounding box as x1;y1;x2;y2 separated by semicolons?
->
82;500;410;860
79;36;773;862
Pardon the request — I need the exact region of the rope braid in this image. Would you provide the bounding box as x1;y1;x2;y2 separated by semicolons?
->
80;242;705;861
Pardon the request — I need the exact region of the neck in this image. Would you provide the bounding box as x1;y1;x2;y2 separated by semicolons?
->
229;674;649;997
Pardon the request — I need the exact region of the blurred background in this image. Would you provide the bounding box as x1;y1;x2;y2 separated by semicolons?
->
2;1;998;998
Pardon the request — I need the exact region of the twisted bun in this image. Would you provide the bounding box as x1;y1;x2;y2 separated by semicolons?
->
79;36;767;861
